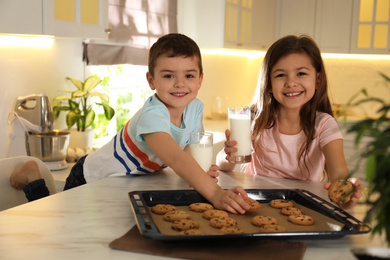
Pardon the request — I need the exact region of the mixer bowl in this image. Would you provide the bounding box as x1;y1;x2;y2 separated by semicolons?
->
26;130;70;162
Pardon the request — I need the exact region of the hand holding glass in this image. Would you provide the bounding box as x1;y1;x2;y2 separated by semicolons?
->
189;132;213;172
228;106;252;163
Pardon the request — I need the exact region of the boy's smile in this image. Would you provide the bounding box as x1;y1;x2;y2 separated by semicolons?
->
147;55;203;123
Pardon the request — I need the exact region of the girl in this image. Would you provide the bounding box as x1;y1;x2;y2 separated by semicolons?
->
217;35;362;210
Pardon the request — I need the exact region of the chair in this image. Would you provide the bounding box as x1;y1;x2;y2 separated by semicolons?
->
0;156;57;211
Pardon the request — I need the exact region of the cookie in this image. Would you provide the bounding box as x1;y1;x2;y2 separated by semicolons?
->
251;215;278;227
280;206;304;216
163;210;191;222
179;229;205;235
171;219;199;231
151;204;177;215
328;180;355;204
219;226;245;234
245;199;262;210
269;199;293;209
189;202;214;212
258;224;287;233
209;217;237;229
288;215;314;226
202;209;229;220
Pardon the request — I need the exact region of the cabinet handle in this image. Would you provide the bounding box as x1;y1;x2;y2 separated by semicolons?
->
104;29;111;34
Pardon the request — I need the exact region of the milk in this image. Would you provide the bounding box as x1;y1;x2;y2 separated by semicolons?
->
228;106;252;163
189;144;213;172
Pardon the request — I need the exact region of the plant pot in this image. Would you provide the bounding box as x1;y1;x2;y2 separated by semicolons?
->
68;128;94;149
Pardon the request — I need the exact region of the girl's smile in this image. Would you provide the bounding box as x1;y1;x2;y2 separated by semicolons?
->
270;52;319;112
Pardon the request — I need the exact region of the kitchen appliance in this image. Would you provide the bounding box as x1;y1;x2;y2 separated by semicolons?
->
7;94;70;171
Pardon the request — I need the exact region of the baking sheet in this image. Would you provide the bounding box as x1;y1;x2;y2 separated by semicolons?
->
129;189;371;241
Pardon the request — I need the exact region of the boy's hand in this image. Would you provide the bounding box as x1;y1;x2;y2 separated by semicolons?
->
324;178;363;210
207;165;220;183
211;186;251;214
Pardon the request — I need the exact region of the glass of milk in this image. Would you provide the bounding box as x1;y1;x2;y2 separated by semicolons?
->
228;106;252;163
189;132;213;172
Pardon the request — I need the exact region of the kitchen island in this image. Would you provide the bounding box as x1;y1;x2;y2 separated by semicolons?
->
0;168;386;260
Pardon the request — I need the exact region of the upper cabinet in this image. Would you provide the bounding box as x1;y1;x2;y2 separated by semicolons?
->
350;0;390;54
275;0;354;53
0;0;108;39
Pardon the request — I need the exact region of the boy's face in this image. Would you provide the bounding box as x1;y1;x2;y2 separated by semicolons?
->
147;55;203;113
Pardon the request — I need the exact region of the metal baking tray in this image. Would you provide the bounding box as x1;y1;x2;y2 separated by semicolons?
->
128;189;370;241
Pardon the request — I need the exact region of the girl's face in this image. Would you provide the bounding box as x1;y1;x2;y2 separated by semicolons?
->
146;55;203;114
270;52;319;113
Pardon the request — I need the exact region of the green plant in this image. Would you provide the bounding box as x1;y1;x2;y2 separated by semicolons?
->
53;76;115;131
344;72;390;245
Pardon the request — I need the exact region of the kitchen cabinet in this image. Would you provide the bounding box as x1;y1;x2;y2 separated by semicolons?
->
177;0;225;49
0;0;108;39
224;0;275;50
350;0;390;54
275;0;353;53
178;0;275;50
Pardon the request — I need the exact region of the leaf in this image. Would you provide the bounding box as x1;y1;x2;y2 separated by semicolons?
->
83;76;102;92
66;77;83;90
90;91;109;102
66;111;79;129
100;102;115;120
84;109;95;129
365;154;377;183
72;90;87;98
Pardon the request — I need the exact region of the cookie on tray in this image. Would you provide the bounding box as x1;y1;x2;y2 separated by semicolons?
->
179;229;205;235
269;199;293;209
209;217;237;229
189;202;214;212
219;226;245;234
202;209;229;220
163;210;191;222
258;224;287;233
288;214;314;226
251;215;278;227
328;179;355;204
245;199;262;210
280;206;304;216
151;204;177;215
171;219;199;231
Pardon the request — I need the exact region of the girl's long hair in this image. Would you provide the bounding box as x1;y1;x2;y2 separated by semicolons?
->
251;35;333;179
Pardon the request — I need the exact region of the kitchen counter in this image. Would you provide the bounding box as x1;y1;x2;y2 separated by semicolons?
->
0;168;387;260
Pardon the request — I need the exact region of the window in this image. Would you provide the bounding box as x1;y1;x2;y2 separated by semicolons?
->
89;64;153;147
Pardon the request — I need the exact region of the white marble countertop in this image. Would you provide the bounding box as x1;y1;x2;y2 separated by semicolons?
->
0;168;387;260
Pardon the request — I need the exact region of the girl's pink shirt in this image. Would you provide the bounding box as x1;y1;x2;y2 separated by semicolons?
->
245;112;343;181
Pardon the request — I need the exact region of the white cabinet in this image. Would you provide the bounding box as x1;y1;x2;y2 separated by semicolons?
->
224;0;275;50
275;0;353;53
0;0;108;39
177;0;225;49
178;0;275;50
314;0;353;53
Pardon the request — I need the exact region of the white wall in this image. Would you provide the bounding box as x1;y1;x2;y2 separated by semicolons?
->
0;37;85;158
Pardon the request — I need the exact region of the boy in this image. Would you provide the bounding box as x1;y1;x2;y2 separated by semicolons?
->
17;33;250;214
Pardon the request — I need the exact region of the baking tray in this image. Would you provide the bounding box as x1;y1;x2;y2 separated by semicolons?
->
128;189;370;241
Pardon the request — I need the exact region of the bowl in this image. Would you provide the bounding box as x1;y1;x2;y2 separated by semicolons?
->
26;130;70;162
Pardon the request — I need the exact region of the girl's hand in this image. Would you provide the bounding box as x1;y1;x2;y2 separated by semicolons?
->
207;165;220;183
211;186;251;214
223;129;238;163
324;178;364;210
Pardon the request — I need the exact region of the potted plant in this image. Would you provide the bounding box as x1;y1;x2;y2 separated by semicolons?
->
52;75;115;148
343;72;390;246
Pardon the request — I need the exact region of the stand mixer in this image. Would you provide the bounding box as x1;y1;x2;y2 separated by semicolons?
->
8;93;70;171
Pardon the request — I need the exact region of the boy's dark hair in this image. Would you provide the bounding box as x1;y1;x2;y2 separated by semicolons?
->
148;33;203;76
